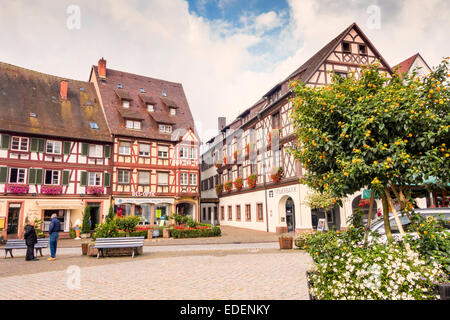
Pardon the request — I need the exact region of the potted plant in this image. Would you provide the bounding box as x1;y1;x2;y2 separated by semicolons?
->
224;180;233;192
294;232;310;249
41;185;63;195
247;174;257;189
233;177;243;191
81;205;91;238
215;183;223;196
6;183;29;194
279;233;293;249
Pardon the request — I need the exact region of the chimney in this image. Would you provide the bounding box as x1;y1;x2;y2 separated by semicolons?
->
60;80;68;100
98;57;107;79
218;117;226;131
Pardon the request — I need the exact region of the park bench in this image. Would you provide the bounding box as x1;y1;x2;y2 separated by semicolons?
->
93;237;145;259
3;239;49;259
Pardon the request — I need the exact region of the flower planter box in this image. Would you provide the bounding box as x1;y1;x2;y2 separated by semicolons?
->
81;243;89;255
86;186;105;195
278;237;293;249
41;185;63;195
6;184;29;194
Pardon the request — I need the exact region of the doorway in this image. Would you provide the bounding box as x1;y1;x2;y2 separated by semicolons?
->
88;203;101;230
7;203;22;239
286;197;295;232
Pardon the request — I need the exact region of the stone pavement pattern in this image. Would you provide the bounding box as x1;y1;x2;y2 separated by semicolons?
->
0;251;313;300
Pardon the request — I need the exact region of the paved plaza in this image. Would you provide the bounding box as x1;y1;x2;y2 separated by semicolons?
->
0;244;313;300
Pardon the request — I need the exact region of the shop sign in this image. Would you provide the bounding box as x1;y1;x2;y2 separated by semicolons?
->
274;186;297;195
115;198;175;205
132;191;155;197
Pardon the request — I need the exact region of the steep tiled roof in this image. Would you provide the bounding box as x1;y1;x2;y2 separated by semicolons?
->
393;53;427;76
0;62;111;142
91;65;195;141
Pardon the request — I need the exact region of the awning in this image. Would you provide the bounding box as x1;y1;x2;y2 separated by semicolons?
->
114;198;175;205
35;200;84;210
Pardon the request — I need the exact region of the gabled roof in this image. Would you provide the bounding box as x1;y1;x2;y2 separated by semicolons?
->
0;62;111;142
393;53;432;76
90;64;195;141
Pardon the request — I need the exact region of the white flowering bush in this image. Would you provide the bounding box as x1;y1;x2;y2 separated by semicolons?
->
306;228;446;300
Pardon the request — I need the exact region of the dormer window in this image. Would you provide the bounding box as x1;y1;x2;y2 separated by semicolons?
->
359;44;367;55
122;100;130;109
159;125;172;134
170;108;176;116
342;42;351;53
126;119;142;130
147;104;154;112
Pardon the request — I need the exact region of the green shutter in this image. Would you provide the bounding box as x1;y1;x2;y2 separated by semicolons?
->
104;145;111;159
80;171;87;187
35;169;43;185
1;135;10;150
104;172;111;187
0;167;8;183
63;141;71;155
62;170;70;186
30;138;38;152
38;139;45;153
28;169;36;184
81;143;89;156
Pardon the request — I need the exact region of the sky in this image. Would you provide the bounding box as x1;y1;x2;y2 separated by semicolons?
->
0;0;449;146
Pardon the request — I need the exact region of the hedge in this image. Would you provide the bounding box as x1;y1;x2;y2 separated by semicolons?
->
169;226;221;239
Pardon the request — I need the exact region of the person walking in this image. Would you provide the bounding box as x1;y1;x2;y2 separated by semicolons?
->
48;213;61;261
24;219;38;261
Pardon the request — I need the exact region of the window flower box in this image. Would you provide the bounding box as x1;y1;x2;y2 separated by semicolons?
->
215;183;223;196
247;174;257;189
224;180;233;192
214;161;223;169
41;185;63;195
6;184;29;194
233;177;243;191
86;186;105;195
270;167;283;183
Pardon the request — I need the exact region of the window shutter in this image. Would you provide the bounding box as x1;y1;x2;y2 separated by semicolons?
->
104;172;111;187
104;145;111;159
1;135;10;150
35;169;43;185
0;167;8;183
80;171;87;187
38;139;45;153
63;142;71;155
62;171;70;186
81;143;89;156
30;138;38;152
28;169;37;184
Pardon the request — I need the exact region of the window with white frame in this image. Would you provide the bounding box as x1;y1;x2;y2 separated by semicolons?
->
158;145;169;158
44;170;60;185
159;125;172;133
180;173;189;185
11;137;29;152
138;171;150;185
88;172;102;186
189;173;197;186
190;147;197;159
88;144;103;158
9;168;27;184
157;172;169;186
147;104;154;112
180;146;189;159
122;100;130;109
169;108;176;115
119;141;131;155
139;143;150;157
126;120;141;130
45;140;62;154
118;170;130;184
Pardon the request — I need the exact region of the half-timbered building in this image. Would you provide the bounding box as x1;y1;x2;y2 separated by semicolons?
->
0;62;113;239
393;53;432;78
89;59;200;224
205;23;396;233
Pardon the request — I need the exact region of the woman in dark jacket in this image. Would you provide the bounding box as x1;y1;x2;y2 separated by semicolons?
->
24;220;38;261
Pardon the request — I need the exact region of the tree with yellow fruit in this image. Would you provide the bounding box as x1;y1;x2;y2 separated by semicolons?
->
290;59;449;239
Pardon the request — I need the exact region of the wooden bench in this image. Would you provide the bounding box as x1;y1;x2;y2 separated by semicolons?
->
3;239;49;259
93;237;145;259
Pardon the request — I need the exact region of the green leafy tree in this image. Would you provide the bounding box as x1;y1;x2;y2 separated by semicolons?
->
290;59;450;239
81;205;91;234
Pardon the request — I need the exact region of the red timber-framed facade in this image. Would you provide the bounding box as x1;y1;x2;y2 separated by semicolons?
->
89;58;200;224
209;23;396;234
0;62;113;240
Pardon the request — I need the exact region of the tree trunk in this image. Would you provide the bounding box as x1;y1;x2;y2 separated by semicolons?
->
381;191;393;239
391;185;412;220
385;188;406;236
363;191;375;247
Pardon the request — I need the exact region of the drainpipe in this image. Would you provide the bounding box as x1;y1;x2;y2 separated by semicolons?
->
258;113;270;232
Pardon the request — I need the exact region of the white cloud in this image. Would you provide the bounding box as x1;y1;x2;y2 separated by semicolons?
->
0;0;448;145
